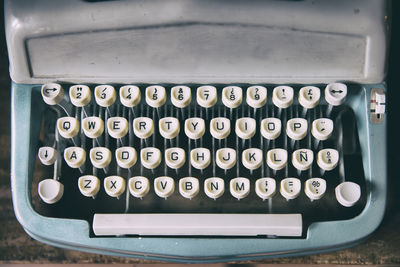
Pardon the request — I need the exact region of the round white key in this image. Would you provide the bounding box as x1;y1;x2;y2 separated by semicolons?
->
298;86;320;109
317;148;339;171
190;148;211;169
260;118;281;140
165;147;186;169
38;146;57;165
230;177;250;200
246;86;267;108
41;83;64;105
145;85;166;108
335;182;361;207
64;147;86;168
242;148;263;170
38;179;64;204
154;176;175;198
82;117;104;139
94;85;116;107
255;178;276;200
128;176;150;198
115;147;137;169
78;175;100;197
185;118;205;139
325;83;347;106
104;176;126;197
57;117;80;139
197;86;217;108
69;85;91;107
210;118;231;139
204;177;225;199
305;178;326;201
90;147;111;168
311;118;334;141
216;148;236;170
133;117;154;139
179;177;200;199
141;147;161;169
159;117;180;139
292;149;313;171
286;118;308;140
120;85;141;107
266;148;288;170
171;86;192;108
235;118;256;139
107;117;128;139
280;178;301;200
272;86;294;108
222;86;242;108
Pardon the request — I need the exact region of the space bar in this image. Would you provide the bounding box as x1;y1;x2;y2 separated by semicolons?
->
93;213;302;237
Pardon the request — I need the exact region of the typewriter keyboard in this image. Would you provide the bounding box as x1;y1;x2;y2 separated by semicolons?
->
34;83;366;237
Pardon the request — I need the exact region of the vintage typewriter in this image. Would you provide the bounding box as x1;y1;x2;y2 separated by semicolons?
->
7;0;388;262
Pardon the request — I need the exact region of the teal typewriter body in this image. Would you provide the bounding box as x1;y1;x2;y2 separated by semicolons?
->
7;0;389;263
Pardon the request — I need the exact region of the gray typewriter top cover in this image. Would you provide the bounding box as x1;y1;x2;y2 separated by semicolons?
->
5;0;389;84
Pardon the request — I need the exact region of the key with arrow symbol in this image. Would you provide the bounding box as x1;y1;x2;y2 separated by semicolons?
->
45;88;58;94
325;83;347;106
330;89;344;94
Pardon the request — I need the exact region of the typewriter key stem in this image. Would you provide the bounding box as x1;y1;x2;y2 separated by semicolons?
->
301;107;308;118
326;105;333;117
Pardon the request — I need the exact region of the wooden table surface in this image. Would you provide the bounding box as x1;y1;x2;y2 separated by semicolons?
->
0;4;399;265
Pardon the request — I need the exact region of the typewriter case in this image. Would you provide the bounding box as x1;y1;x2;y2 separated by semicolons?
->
7;0;388;262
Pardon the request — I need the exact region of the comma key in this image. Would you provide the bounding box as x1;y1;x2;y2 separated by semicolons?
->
255;178;276;200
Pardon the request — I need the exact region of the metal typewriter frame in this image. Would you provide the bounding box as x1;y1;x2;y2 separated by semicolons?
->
7;0;389;262
11;82;387;262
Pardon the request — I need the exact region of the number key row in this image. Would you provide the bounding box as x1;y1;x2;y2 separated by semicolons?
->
41;83;348;109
